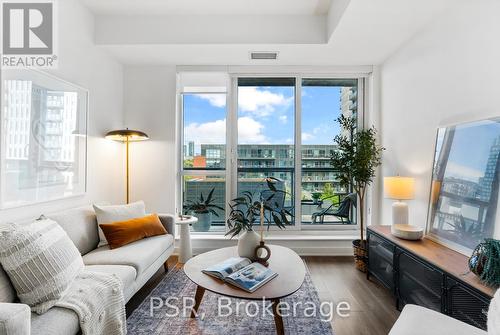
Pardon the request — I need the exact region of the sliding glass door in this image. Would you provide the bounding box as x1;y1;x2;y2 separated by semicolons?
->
301;79;358;226
236;78;296;226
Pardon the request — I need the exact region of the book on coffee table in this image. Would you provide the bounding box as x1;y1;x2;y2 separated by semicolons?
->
202;257;278;293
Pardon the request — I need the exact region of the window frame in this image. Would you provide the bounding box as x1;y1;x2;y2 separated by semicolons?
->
178;72;366;234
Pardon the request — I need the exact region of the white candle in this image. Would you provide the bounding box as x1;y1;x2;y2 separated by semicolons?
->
260;201;264;242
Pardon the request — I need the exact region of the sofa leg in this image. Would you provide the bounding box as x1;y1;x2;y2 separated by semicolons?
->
164;261;169;273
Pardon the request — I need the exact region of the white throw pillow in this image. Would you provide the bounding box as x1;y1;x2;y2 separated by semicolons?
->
0;219;84;314
93;201;146;247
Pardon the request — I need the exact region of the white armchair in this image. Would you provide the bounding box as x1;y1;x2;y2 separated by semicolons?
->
389;304;486;335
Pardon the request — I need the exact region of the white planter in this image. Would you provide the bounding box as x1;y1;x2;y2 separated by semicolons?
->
237;230;261;260
192;212;211;232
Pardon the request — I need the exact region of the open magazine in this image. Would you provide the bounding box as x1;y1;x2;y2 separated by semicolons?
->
202;257;278;293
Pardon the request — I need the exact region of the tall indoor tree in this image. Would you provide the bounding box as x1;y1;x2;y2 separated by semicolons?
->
331;115;384;269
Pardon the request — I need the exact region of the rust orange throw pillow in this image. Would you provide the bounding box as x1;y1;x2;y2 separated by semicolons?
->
99;213;167;249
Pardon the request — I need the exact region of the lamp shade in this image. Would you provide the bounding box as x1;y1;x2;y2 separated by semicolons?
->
105;129;149;142
384;176;415;200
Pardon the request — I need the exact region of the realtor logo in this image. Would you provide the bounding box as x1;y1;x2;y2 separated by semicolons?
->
1;0;57;68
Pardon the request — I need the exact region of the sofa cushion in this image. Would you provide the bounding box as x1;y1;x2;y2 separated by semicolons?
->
0;220;84;314
99;213;167;249
83;234;173;276
84;264;137;302
93;201;146;247
0;302;30;335
47;206;99;256
31;307;79;335
389;304;486;335
0;267;15;303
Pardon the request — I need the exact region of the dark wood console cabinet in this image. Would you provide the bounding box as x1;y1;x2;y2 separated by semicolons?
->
367;226;495;331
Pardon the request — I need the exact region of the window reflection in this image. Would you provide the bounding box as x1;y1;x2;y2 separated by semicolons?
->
2;78;85;207
428;120;500;251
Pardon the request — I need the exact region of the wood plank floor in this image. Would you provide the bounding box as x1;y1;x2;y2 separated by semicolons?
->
304;256;399;335
127;256;400;335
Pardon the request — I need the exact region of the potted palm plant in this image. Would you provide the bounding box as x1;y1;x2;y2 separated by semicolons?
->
226;177;292;259
331;115;384;272
184;188;224;232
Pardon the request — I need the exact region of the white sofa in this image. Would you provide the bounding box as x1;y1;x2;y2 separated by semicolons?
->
0;205;175;335
389;304;487;335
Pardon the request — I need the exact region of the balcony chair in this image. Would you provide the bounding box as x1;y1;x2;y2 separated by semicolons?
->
261;188;286;211
311;193;356;224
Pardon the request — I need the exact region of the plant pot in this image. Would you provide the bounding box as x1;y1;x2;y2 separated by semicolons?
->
238;230;261;260
192;212;212;232
352;239;367;273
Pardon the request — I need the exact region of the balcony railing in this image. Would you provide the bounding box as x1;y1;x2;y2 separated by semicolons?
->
183;166;354;231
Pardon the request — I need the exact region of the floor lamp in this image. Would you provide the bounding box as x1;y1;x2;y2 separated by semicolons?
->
105;128;149;204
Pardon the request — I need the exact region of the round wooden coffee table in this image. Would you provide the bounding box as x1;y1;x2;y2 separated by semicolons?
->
184;245;306;335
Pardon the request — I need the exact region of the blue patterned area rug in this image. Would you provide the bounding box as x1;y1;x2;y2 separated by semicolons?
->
127;267;334;335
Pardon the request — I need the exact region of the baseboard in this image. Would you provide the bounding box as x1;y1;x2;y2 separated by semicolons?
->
174;238;354;257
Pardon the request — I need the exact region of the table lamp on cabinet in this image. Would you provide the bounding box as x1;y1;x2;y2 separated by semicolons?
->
384;176;423;240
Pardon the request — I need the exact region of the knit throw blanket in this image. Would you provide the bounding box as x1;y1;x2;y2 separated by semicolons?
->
55;270;127;335
489;289;500;335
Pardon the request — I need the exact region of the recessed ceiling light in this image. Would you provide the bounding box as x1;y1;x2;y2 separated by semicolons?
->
250;51;279;60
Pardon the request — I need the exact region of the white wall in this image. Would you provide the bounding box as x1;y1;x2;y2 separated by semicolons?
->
0;0;124;223
379;0;500;227
123;66;177;214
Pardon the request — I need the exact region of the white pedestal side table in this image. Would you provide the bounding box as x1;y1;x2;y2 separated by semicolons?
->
175;215;198;263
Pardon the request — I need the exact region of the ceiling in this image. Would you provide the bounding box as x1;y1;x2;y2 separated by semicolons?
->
81;0;460;66
80;0;332;16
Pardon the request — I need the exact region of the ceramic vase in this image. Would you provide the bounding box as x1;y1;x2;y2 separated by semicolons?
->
237;230;261;260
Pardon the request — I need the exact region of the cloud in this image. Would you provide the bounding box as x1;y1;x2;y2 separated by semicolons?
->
313;125;330;135
194;94;226;108
193;88;291;118
279;115;288;124
238;117;267;143
184;117;266;145
184;119;226;144
238;87;291;117
446;162;484;182
300;125;333;144
302;132;315;141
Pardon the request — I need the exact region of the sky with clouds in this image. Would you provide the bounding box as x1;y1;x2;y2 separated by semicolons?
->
442;121;500;183
183;85;343;155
